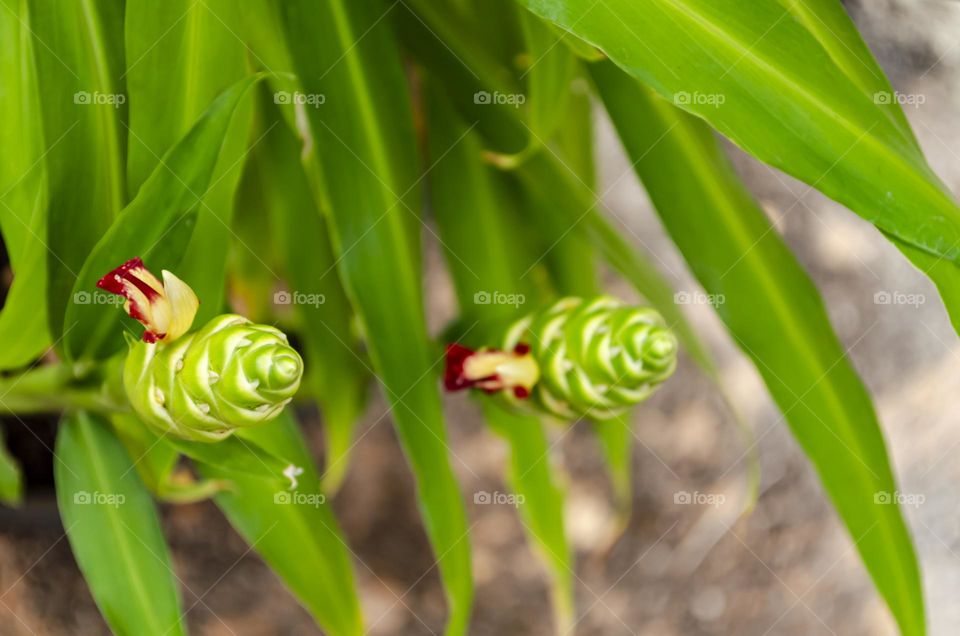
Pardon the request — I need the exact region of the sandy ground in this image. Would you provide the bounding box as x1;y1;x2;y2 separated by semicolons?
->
1;1;959;634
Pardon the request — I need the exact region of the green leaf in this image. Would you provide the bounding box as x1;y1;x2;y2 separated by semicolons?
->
229;164;281;324
55;411;185;636
514;0;960;285
520;16;579;136
167;433;294;488
428;87;574;630
0;0;50;369
394;0;528;154
775;0;960;337
64;73;264;369
0;428;22;506
489;8;577;167
483;404;574;632
773;0;916;145
197;412;363;636
275;3;473;633
591;62;923;636
125;0;251;322
110;412;179;496
124;0;246;194
593;416;631;516
246;89;369;493
27;0;126;340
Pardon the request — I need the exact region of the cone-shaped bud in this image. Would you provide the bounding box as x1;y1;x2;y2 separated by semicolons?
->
124;315;303;442
445;296;677;421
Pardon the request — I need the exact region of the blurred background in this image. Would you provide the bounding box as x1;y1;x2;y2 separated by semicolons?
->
1;0;959;634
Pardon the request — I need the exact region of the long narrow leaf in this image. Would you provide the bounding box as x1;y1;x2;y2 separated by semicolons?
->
197;412;363;636
489;8;577;167
774;0;960;338
774;0;916;145
0;0;50;369
591;62;923;636
27;0;126;340
55;411;185;636
0;429;22;506
125;0;251;321
246;89;369;493
483;404;574;632
275;3;474;632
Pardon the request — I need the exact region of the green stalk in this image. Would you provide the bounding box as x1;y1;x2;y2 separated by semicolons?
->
0;363;125;415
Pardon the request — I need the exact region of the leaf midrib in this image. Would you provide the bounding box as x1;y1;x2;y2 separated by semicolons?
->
77;0;125;215
182;3;203;135
326;1;420;308
775;0;916;146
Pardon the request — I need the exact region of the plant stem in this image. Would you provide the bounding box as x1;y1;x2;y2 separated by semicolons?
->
0;362;126;416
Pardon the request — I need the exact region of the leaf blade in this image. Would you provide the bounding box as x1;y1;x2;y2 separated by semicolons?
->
0;0;50;369
275;3;474;632
55;411;185;636
591;62;924;636
245;89;370;492
27;0;126;340
125;0;251;322
0;429;22;506
197;413;363;636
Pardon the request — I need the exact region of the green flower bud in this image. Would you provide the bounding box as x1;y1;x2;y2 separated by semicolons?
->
445;296;677;421
505;296;677;420
123;314;303;442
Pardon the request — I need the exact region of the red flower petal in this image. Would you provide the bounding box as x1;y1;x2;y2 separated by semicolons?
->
96;258;168;342
444;343;481;392
96;258;161;300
